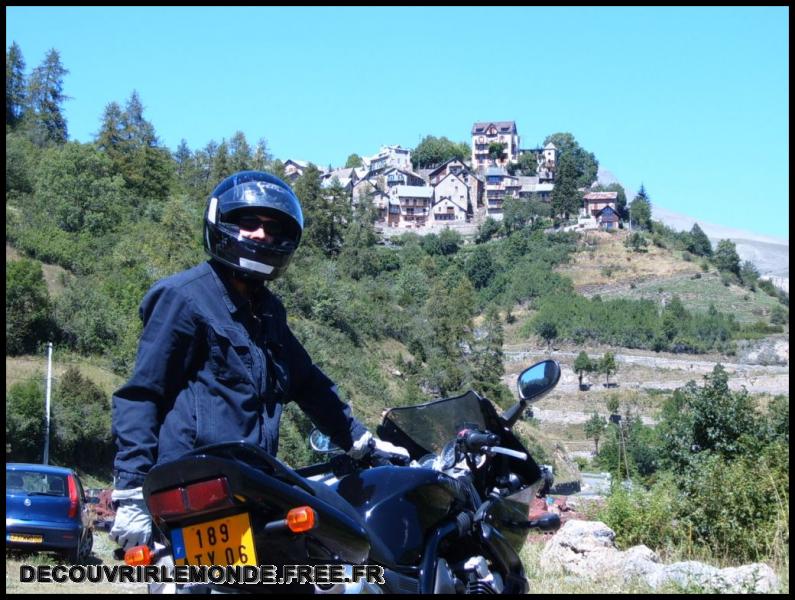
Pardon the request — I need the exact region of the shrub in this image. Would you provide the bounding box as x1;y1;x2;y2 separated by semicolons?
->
770;304;788;325
678;444;789;562
6;377;47;463
54;278;122;355
51;367;115;477
624;232;648;253
596;473;686;551
6;257;55;355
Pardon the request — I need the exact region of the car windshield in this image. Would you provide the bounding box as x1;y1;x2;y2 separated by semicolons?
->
381;391;488;455
6;470;67;497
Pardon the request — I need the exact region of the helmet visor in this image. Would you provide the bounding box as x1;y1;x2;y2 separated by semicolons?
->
216;180;304;230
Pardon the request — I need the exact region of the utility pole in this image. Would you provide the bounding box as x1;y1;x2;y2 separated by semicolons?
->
43;342;53;465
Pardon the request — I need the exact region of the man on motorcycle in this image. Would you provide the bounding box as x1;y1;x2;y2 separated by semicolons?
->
110;170;408;552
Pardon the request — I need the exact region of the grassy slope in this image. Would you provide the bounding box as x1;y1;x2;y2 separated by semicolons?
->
555;229;701;289
6;243;74;298
594;270;782;325
6;353;124;400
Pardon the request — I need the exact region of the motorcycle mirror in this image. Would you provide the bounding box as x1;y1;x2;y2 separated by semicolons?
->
517;360;561;402
309;429;343;454
501;360;561;428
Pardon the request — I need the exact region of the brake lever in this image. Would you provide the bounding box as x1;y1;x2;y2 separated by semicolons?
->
483;446;527;461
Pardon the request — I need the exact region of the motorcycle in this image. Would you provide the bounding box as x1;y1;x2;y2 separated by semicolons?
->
132;359;562;593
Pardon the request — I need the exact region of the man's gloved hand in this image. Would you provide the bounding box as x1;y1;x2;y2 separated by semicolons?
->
348;431;410;463
110;487;152;551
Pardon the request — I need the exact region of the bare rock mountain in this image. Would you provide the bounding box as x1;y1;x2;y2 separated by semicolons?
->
597;168;789;290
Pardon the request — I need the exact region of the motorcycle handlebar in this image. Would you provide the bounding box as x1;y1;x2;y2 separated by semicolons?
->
459;429;499;452
367;447;411;467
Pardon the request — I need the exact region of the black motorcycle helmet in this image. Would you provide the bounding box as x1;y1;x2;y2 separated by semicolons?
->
204;170;304;281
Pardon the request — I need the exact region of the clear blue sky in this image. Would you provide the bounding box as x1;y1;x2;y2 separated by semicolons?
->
7;6;789;239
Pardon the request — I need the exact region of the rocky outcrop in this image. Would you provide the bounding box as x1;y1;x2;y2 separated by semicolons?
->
539;520;780;593
736;336;789;367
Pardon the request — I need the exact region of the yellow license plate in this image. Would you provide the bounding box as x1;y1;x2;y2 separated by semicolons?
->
10;534;43;543
172;513;257;567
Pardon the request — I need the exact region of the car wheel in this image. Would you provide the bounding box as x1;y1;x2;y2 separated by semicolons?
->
81;529;94;561
65;543;80;564
67;530;94;564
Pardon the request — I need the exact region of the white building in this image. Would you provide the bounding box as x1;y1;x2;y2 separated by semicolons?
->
363;144;413;175
393;185;434;228
433;172;473;221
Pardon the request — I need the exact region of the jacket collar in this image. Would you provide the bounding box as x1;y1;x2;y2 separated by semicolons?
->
206;260;270;316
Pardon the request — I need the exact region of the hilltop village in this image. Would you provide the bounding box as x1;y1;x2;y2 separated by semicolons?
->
284;121;619;235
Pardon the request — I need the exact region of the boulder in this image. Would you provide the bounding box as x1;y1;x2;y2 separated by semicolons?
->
647;561;780;594
539;520;623;579
540;520;780;593
736;336;789;366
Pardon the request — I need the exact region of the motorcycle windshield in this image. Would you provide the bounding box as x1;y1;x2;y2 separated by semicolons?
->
380;391;487;455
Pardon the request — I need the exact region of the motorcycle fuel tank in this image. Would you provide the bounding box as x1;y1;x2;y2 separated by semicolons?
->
332;466;470;567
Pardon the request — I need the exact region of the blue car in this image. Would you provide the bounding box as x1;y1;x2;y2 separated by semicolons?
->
6;463;97;563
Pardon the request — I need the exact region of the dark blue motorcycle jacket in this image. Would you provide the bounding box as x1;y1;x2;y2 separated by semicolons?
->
112;260;368;490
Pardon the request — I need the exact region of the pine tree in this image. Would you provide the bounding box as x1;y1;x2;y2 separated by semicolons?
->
471;305;511;407
96;101;126;157
229;131;252;172
173;139;192;179
629;184;652;230
211;140;231;183
96;93;173;203
6;41;27;127
688;223;713;257
26;48;70;146
295;166;350;255
252;137;272;171
714;239;741;276
199;140;219;192
122;90;157;147
550;152;580;220
465;244;495;290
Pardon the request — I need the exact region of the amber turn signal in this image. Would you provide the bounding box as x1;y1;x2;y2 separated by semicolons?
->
124;544;154;566
286;506;317;533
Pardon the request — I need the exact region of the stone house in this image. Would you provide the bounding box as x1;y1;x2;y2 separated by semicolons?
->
484;166;521;215
432;172;473;221
471;121;520;172
393;185;434;228
582;191;619;217
427;158;484;209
